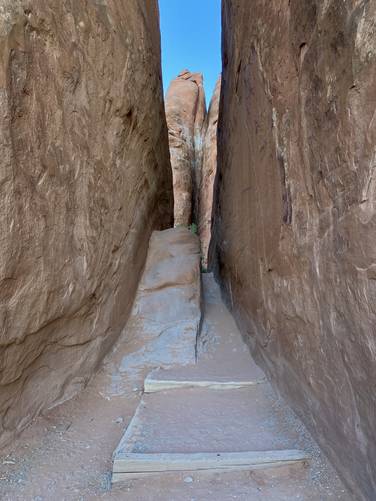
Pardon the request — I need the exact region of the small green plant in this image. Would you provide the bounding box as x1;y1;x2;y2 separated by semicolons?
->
200;255;208;273
188;222;198;235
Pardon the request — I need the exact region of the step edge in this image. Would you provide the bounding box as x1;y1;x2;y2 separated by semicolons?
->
113;449;311;473
143;378;267;392
112;458;309;482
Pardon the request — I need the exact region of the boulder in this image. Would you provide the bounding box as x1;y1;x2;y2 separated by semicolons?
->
165;70;206;226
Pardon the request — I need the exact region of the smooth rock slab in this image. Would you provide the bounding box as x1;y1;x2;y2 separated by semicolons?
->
116;227;202;379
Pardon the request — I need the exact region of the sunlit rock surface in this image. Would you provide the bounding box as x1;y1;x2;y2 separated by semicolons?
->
165;70;206;226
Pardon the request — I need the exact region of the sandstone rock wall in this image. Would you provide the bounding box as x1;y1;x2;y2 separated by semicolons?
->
198;76;221;267
212;1;376;498
165;70;206;226
0;0;172;447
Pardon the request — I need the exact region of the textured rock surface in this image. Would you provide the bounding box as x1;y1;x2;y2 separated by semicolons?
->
212;1;376;499
115;227;202;379
165;70;206;226
0;0;172;447
198;76;221;267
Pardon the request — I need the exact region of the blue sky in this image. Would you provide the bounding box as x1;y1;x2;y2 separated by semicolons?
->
159;0;221;105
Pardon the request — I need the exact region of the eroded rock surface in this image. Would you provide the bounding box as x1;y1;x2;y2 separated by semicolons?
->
198;76;221;267
0;0;172;447
165;70;206;226
116;227;201;380
212;1;376;499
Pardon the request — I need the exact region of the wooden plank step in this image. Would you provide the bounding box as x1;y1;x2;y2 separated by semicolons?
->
144;376;267;393
111;461;302;483
112;450;310;481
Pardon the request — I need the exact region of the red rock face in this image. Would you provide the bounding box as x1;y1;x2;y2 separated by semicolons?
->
211;1;376;499
0;0;172;447
165;70;206;226
199;76;221;267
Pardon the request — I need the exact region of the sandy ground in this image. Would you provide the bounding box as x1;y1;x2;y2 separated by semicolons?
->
0;274;354;500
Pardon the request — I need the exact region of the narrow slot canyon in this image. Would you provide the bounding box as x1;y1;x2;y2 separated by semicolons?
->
0;1;374;500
